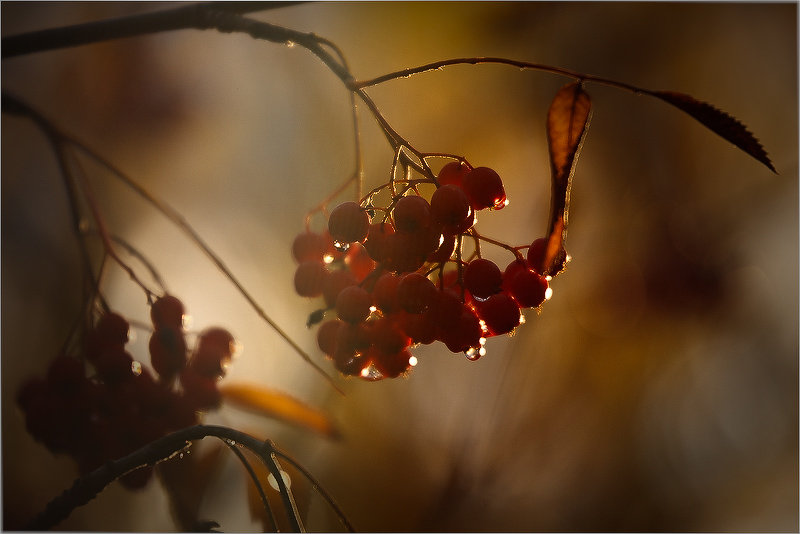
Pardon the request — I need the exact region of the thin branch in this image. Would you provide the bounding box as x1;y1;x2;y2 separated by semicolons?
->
3;92;345;395
25;425;341;532
224;442;278;533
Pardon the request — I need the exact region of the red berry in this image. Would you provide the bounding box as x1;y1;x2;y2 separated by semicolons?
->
461;167;507;211
322;268;358;308
190;327;236;379
372;271;401;313
328;201;370;244
369;315;411;355
508;268;549;308
393;195;432;234
292;231;328;263
372;347;413;379
381;232;428;274
527;237;567;275
396;273;437;314
437;161;471;186
344;243;377;282
179;368;221;411
440;308;483;353
363;222;395;264
149;327;187;380
293;260;329;298
95;346;138;384
463;258;503;300
475;292;521;336
95;312;130;345
317;319;343;357
430;184;472;229
427;232;457;264
334;322;371;362
151;295;185;330
501;258;530;292
335;285;373;324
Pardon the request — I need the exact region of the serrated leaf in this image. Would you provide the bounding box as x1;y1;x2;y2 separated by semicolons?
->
650;90;776;173
544;81;592;275
220;383;339;438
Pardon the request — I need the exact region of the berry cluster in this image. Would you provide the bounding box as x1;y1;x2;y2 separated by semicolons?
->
293;161;567;381
16;296;236;489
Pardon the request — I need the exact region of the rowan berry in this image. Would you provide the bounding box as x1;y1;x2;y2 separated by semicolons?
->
369;315;411;355
461;166;507;210
336;285;373;324
322;268;358;308
393;194;432;234
190;327;236;379
439;308;483;353
149;327;187;380
95;312;130;345
344;243;377;282
527;237;567;275
317;319;343;357
396;273;437;314
463;258;503;300
430;184;472;230
372;347;413;379
427;232;457;263
328;201;370;245
475;292;521;336
363;222;395;264
372;271;401;313
151;295;185;331
437;160;471;186
507;268;549;308
294;260;328;298
292;231;328;263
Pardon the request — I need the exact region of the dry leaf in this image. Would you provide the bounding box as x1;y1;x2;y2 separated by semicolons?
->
650;90;776;173
220;382;339;438
544;81;592;275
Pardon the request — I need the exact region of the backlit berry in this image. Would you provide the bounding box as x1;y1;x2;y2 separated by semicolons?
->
328;201;370;245
475;292;521;336
508;268;549;308
393;195;432;234
463;258;503;300
317;319;343;357
461;167;507;210
396;273;437;314
292;231;329;263
322;269;359;308
437;160;471;186
336;285;372;324
294;260;328;298
95;312;130;345
431;184;472;230
151;295;185;331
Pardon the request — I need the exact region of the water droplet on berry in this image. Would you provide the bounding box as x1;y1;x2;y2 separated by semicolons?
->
323;253;335;264
360;363;383;381
182;314;193;331
131;361;142;376
408;355;418;367
333;241;350;252
519;314;527;325
545;287;554;300
286;41;295;48
472;294;490;303
465;347;482;361
268;470;292;491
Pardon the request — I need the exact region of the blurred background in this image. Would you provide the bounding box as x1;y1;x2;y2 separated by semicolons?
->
2;2;797;531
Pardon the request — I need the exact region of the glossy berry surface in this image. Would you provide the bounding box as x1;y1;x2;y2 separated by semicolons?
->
328;201;370;244
461;166;507;211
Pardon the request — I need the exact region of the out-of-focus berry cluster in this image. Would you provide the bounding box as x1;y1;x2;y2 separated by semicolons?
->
16;296;236;489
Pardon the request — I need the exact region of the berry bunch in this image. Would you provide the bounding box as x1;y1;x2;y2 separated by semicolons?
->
292;161;567;380
16;296;237;489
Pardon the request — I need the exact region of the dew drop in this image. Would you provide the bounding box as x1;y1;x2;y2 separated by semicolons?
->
465;347;482;361
286;41;295;48
545;287;554;300
333;241;350;252
360;363;383;381
131;361;142;376
408;355;418;367
323;253;335;264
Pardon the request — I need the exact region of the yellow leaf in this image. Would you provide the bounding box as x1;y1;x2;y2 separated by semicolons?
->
219;382;339;439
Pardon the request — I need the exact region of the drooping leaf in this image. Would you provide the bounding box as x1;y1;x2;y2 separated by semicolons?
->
544;81;592;275
649;90;776;173
220;382;339;438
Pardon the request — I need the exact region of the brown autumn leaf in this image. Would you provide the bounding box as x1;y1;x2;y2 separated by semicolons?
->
219;382;339;439
543;81;592;275
649;90;776;173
